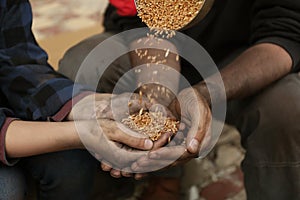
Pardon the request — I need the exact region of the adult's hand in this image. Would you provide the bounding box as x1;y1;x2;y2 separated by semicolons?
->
130;87;212;174
100;130;178;178
170;87;212;154
99;103;183;178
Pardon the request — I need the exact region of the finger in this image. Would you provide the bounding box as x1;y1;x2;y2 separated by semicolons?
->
132;158;193;173
115;123;148;138
110;143;150;167
98;141;149;169
130;146;187;172
168;141;176;146
110;169;122;178
131;155;193;173
152;132;173;150
101;161;112;172
121;171;133;177
99;121;154;150
186;124;202;154
184;105;204;154
132;157;174;173
173;131;184;144
148;145;186;160
121;167;133;177
133;149;196;172
186;110;211;154
114;125;154;150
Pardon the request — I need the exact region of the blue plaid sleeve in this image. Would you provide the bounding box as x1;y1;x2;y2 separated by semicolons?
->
0;0;91;121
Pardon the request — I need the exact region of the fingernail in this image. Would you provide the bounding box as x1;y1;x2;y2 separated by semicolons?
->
144;139;153;149
188;139;199;153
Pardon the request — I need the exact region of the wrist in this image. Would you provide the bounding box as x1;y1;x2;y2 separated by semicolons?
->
193;82;212;107
130;37;181;107
61;121;84;149
193;81;227;107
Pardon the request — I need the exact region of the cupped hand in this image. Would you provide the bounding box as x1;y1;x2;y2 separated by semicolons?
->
170;87;212;154
99;103;184;178
130;87;212;176
76;118;154;170
100;130;177;178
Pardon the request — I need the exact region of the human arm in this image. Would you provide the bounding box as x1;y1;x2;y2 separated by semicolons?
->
0;0;91;122
5;120;82;158
130;37;181;106
131;42;292;173
195;43;292;105
0;1;154;169
200;0;299;102
103;1;180;104
3;118;153;167
0;0;93;165
131;0;300;173
0;91;154;166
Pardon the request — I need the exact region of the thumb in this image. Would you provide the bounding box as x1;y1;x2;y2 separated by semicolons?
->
186;108;211;155
185;119;201;154
184;105;203;154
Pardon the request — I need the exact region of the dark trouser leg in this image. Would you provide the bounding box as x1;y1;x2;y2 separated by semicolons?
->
58;32;135;93
232;73;300;200
0;164;26;200
21;150;99;200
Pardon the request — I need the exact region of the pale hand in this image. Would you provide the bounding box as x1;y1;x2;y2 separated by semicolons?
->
67;93;152;121
76;119;154;170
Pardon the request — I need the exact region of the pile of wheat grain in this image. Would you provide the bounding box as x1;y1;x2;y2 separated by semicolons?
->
122;108;179;141
136;0;204;31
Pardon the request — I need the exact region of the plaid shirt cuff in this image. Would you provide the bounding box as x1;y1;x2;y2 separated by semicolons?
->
50;91;95;122
0;118;19;166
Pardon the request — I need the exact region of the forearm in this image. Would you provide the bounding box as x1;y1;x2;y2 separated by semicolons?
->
194;43;292;105
130;37;181;106
5;121;83;158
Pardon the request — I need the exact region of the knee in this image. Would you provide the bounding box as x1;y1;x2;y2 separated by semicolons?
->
58;32;114;81
237;74;300;162
0;166;26;200
27;150;98;197
58;32;133;93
